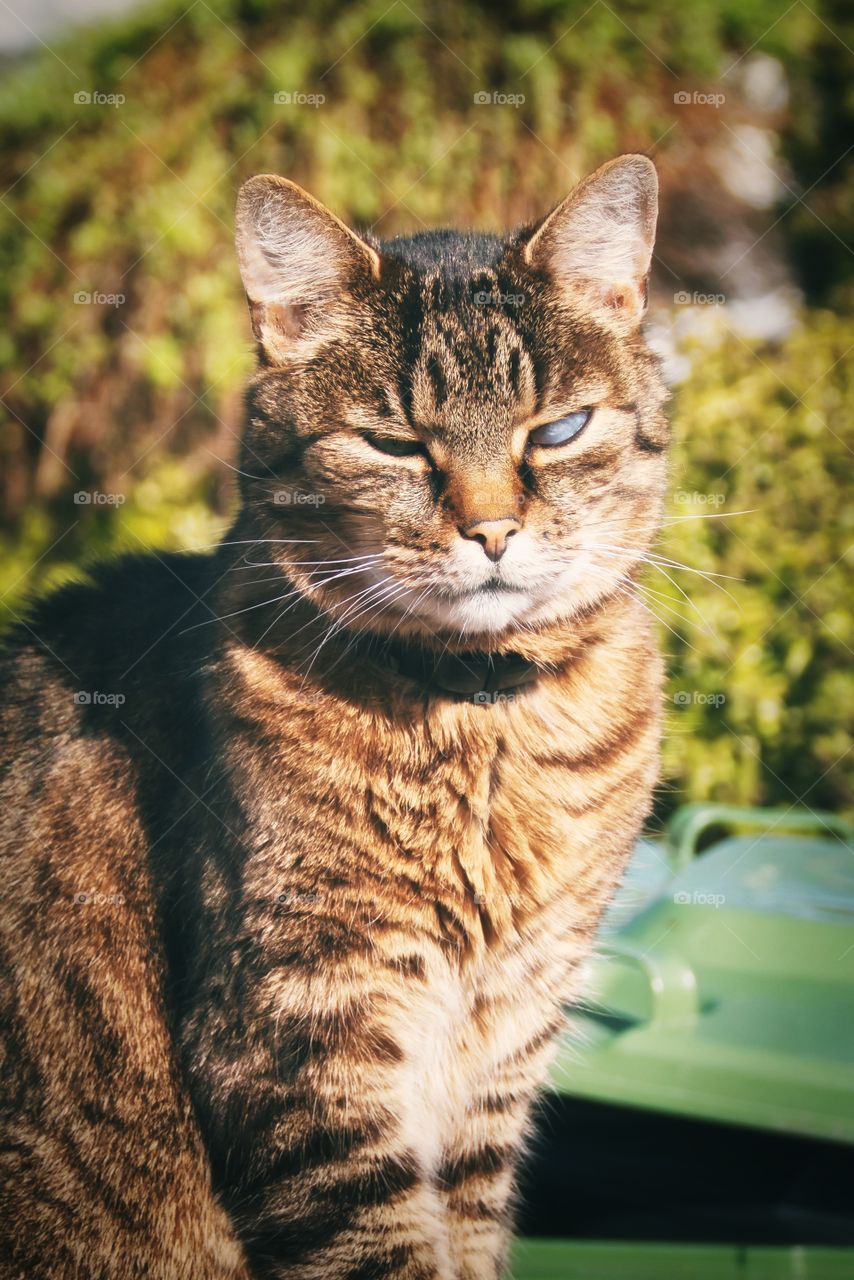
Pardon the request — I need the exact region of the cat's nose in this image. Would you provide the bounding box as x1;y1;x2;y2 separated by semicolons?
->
461;517;521;563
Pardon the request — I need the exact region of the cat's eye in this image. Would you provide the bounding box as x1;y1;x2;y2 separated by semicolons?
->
363;433;425;458
529;409;593;448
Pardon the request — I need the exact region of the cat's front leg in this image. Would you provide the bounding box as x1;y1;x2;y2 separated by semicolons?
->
438;1090;536;1280
438;1001;566;1280
184;949;457;1280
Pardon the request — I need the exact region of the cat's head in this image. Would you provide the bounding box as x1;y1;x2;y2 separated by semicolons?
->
232;157;667;645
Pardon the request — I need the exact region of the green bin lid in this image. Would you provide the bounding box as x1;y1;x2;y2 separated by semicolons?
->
552;805;854;1143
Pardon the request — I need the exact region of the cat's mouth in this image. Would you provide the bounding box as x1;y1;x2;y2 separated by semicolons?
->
442;578;529;600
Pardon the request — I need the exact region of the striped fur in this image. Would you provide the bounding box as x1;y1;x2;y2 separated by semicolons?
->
1;156;667;1278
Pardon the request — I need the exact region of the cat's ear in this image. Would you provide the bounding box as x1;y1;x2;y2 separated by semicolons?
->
523;155;658;329
235;175;381;361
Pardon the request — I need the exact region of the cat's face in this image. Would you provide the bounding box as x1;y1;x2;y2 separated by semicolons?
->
234;158;668;642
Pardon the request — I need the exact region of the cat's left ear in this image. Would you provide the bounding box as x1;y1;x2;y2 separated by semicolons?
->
235;175;381;362
523;155;658;329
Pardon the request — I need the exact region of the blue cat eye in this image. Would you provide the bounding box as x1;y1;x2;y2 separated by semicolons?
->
529;409;593;448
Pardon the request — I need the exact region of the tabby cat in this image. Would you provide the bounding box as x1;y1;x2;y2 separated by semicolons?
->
0;154;667;1279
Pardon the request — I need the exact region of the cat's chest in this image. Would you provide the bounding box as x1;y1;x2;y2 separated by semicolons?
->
208;660;657;1142
228;679;647;960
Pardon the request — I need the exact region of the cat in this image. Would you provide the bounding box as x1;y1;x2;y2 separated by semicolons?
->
0;154;668;1280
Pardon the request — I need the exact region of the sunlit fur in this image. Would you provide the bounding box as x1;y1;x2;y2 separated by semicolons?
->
1;158;669;1280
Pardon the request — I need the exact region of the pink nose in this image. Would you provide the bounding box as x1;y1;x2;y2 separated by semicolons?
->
461;517;521;563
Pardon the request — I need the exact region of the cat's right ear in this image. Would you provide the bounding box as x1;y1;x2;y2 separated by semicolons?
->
235;175;381;362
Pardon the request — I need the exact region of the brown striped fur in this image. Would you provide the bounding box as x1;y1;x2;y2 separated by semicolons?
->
1;156;667;1278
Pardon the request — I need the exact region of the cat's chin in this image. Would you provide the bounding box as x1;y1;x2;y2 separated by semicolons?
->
381;586;583;640
412;589;535;636
373;575;631;651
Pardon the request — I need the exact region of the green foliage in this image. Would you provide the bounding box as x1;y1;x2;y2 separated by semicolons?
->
0;0;851;817
653;312;854;817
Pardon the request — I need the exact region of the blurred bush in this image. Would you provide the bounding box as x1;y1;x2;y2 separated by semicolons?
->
659;311;853;816
0;0;851;817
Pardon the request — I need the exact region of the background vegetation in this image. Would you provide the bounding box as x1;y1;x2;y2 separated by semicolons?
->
1;0;851;820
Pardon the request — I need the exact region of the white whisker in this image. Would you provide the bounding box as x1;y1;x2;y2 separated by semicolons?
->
660;508;756;523
178;564;373;634
298;580;412;680
204;450;273;481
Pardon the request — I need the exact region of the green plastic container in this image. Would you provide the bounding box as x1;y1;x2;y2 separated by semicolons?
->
511;805;854;1278
554;804;854;1142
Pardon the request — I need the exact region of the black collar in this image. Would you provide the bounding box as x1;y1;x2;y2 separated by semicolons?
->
377;639;541;700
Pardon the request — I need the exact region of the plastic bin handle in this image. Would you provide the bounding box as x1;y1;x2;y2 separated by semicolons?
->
665;803;854;870
597;940;699;1028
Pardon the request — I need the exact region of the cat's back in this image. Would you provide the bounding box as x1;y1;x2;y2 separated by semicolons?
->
0;552;252;1279
1;550;216;766
0;548;219;966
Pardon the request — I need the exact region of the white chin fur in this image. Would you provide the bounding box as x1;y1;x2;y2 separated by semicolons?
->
353;551;621;639
403;590;535;635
